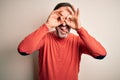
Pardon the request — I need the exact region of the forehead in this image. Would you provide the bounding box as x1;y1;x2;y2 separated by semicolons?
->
58;6;74;15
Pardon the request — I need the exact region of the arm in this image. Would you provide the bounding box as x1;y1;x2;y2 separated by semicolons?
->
65;7;107;59
17;24;49;56
18;8;64;56
77;27;107;59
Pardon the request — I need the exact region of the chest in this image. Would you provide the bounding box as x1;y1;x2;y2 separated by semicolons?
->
44;37;80;58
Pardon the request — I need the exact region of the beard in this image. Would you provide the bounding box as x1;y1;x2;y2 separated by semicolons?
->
56;24;71;38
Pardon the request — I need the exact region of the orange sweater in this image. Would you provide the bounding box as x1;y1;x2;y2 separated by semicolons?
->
18;24;106;80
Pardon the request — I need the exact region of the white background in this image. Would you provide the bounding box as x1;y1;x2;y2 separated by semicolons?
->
0;0;120;80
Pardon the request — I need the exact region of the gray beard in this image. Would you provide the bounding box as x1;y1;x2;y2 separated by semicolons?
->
57;29;68;38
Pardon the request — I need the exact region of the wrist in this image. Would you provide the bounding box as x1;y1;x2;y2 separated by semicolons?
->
75;25;82;30
45;22;51;29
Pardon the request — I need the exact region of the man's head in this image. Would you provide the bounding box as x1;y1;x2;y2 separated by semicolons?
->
53;2;74;38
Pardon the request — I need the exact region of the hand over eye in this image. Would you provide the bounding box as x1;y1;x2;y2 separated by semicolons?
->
45;9;64;28
65;8;82;30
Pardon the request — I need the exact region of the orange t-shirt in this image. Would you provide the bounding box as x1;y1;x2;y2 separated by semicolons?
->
18;24;106;80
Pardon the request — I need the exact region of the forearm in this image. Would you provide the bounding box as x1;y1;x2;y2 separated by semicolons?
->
77;27;107;59
18;24;49;55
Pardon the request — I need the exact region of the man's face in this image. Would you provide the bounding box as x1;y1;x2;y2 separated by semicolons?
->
56;7;73;38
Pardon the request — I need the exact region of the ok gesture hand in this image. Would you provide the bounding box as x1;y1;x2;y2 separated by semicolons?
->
65;7;82;30
45;9;63;28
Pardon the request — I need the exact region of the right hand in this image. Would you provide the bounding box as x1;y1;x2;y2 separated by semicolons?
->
45;10;64;28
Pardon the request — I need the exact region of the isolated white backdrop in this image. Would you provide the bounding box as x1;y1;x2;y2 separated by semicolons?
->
0;0;120;80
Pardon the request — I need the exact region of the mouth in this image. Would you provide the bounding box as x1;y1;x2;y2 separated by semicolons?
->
58;24;70;34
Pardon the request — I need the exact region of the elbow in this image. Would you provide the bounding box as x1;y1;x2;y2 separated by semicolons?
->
95;55;106;60
94;49;107;60
17;48;29;56
94;52;107;60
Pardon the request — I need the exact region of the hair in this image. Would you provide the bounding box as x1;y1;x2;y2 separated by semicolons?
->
53;2;74;11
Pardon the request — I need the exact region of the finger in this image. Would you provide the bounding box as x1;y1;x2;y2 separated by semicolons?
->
66;7;74;15
50;10;61;18
76;8;79;16
51;9;62;16
67;15;74;21
65;15;73;24
71;5;76;14
51;10;63;21
57;7;74;15
72;5;79;16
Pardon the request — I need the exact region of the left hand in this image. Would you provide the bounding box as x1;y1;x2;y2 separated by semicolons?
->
65;7;82;30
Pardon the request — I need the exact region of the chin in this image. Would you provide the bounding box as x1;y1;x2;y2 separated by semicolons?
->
58;33;68;38
56;26;70;38
57;29;68;38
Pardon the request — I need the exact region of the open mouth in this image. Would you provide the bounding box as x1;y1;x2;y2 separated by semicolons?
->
58;24;70;34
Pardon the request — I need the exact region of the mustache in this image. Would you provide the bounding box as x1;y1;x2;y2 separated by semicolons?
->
58;24;70;28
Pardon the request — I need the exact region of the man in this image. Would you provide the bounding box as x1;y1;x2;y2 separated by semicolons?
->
18;2;107;80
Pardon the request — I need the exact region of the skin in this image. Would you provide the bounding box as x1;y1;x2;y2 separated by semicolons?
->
45;6;82;38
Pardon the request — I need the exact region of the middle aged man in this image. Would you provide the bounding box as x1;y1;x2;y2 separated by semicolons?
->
18;2;107;80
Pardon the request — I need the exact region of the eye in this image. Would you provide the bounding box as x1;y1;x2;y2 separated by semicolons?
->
57;16;61;21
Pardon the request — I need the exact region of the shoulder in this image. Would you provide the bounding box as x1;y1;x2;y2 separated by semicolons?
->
68;32;83;43
45;31;56;39
69;33;79;39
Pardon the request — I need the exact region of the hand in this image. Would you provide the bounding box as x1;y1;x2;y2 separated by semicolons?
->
65;7;82;30
45;9;64;28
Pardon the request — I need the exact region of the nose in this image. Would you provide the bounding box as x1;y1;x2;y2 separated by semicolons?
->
62;21;66;26
60;16;67;26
